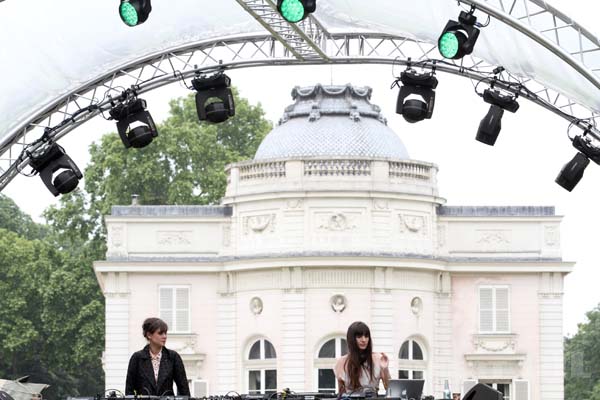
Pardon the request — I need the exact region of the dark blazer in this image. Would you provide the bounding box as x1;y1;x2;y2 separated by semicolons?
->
125;345;190;396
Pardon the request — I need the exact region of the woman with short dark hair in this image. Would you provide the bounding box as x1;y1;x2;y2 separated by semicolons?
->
334;321;390;396
125;317;190;396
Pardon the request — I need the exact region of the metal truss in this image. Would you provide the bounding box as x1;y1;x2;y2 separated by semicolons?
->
3;0;600;191
234;0;330;61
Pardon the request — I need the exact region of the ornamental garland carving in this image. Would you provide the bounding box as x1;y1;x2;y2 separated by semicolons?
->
477;230;510;244
157;231;192;246
244;214;276;235
110;225;124;247
544;225;559;247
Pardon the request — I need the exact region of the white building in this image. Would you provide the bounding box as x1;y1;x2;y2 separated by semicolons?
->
94;84;572;400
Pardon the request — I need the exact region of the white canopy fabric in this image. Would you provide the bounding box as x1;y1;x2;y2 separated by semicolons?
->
1;0;599;149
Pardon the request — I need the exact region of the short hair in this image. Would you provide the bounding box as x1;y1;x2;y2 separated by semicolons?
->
142;317;168;339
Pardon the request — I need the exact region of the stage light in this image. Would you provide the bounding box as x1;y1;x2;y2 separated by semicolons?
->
277;0;316;23
29;143;83;196
476;89;519;146
395;68;438;123
438;9;480;59
192;73;235;124
110;98;158;149
556;134;600;191
119;0;152;27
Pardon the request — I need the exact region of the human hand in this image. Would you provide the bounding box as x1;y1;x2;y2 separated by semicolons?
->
380;352;389;369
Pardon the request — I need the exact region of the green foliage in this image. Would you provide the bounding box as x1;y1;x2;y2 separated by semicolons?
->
565;304;600;400
0;194;47;240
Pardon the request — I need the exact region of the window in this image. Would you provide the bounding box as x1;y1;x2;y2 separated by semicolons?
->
246;339;277;394
315;337;348;393
479;286;510;333
480;381;511;400
159;286;190;333
398;339;426;381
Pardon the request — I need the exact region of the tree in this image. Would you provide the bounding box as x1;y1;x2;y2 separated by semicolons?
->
565;304;600;400
0;194;47;240
35;89;271;396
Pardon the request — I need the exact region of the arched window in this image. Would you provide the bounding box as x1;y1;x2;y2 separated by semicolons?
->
398;339;427;380
314;337;348;393
246;338;277;394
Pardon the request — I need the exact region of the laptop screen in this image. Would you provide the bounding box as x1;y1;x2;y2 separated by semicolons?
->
386;379;425;400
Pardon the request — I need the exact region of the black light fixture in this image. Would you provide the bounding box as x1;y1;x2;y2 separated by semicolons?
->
29;143;83;196
395;67;438;123
110;97;158;149
438;7;480;60
192;73;235;124
119;0;152;27
476;88;520;146
556;134;600;192
277;0;316;23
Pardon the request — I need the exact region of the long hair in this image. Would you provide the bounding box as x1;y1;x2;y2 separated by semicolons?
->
344;321;374;391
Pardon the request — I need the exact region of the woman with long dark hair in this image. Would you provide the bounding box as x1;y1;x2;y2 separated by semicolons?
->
334;321;391;395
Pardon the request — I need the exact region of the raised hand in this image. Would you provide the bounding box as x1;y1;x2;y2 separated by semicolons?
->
380;352;389;369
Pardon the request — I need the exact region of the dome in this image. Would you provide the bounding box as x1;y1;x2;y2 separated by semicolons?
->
254;84;409;160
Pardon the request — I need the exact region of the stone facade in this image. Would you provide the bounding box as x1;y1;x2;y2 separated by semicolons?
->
94;85;572;400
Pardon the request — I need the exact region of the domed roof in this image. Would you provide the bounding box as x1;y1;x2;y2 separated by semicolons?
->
254;84;409;160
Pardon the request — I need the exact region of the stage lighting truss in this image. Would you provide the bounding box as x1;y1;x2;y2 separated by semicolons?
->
277;0;316;23
119;0;152;27
109;92;158;149
438;5;483;60
556;129;600;191
191;72;235;124
394;63;438;124
28;141;82;196
476;83;520;146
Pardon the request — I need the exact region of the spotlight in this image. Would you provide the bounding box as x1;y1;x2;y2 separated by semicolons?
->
395;68;438;123
438;9;480;59
29;143;83;196
556;134;600;192
110;98;158;149
192;73;235;124
476;89;520;146
277;0;316;23
463;383;503;400
119;0;151;27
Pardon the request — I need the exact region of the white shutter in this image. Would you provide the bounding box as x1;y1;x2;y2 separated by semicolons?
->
479;287;494;332
175;287;190;332
513;380;529;400
192;379;209;397
160;287;174;328
495;287;510;333
462;380;477;399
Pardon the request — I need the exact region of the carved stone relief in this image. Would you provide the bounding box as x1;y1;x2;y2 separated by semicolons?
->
243;214;276;235
373;199;389;210
544;225;560;247
437;224;446;249
330;294;347;313
222;224;231;247
476;230;511;245
319;213;356;231
110;225;124;248
250;297;263;315
157;231;193;246
399;213;429;236
286;199;304;209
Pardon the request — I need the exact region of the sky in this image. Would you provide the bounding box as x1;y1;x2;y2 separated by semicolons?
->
2;0;600;337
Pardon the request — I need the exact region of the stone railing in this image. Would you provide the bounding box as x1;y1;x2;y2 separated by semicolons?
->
389;161;432;180
304;159;371;176
238;161;286;181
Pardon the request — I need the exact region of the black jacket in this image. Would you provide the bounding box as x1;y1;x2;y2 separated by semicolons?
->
125;345;190;396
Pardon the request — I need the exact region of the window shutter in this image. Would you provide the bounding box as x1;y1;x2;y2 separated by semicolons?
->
495;287;510;332
479;287;494;332
514;380;529;400
462;380;477;399
175;287;190;332
159;287;174;328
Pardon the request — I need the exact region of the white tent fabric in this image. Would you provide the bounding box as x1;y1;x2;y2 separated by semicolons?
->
1;0;599;147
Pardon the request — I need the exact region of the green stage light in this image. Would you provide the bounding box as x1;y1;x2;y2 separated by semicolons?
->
277;0;316;23
119;0;152;27
438;32;460;59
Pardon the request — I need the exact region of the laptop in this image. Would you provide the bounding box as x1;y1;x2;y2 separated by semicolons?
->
386;379;425;400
